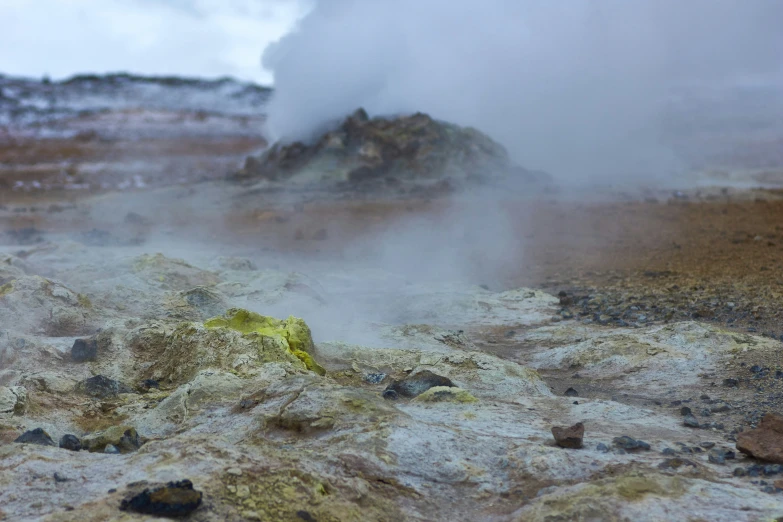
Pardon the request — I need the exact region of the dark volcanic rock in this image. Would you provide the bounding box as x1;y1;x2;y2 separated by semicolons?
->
612;436;651;452
14;428;55;446
552;422;584;449
71;337;98;362
75;375;133;398
737;413;783;463
564;387;579;397
120;479;203;517
383;370;455;400
59;434;82;451
238;109;549;190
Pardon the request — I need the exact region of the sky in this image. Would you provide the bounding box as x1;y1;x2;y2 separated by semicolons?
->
0;0;311;84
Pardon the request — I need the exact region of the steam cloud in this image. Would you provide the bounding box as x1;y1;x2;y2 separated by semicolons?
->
263;0;783;184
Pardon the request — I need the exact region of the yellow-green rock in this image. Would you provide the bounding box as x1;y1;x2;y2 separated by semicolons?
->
205;308;325;376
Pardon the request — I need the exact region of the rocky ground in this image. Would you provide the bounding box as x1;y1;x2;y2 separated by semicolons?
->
2;74;783;521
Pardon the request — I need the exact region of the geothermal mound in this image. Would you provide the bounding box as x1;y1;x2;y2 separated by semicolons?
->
238;108;549;190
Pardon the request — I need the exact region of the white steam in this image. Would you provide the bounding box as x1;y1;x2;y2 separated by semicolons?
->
263;0;783;183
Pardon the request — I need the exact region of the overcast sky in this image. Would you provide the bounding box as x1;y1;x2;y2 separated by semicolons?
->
0;0;311;84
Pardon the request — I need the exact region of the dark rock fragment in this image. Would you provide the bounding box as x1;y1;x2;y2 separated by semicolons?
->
75;375;133;398
71;337;98;363
596;443;609;453
765;464;783;475
683;414;700;428
564;387;579;397
383;370;455;400
59;434;82;451
551;422;584;449
709;450;729;464
680;406;692;416
612;436;650;451
120;479;202;517
723;378;739;388
14;428;55;446
54;472;70;482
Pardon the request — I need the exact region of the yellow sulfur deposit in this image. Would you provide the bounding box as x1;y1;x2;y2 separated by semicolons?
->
205;308;326;376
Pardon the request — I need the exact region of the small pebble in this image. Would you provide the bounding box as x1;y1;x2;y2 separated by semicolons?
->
104;444;120;454
683;414;700;428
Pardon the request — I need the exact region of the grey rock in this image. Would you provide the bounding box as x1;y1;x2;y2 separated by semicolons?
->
14;428;55;446
684;414;700;428
75;375;133;398
59;434;82;451
383;370;455;399
612;436;650;451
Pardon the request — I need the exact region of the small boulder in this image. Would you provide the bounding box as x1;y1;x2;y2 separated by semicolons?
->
119;479;203;517
383;370;455;400
71;337;98;362
75;375;134;398
737;413;783;463
14;428;55;446
683;413;700;428
564;387;579;397
552;422;584;449
59;434;82;451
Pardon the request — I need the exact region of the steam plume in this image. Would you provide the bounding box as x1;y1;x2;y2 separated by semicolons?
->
263;0;783;183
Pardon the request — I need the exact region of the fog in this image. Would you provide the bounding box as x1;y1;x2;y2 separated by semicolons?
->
263;0;783;184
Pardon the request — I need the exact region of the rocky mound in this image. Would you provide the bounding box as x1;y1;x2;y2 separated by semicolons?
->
238;109;549;190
